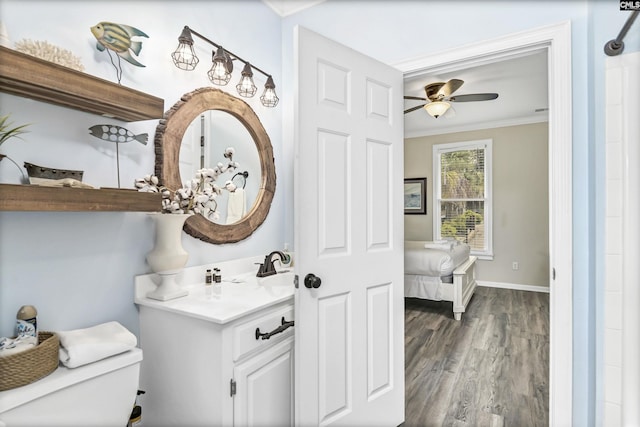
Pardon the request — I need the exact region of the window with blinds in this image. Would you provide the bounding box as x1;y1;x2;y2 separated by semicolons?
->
433;139;493;258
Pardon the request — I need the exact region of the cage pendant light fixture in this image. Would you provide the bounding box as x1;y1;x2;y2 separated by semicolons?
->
171;26;199;71
260;76;279;107
171;26;278;108
208;47;233;85
236;63;257;97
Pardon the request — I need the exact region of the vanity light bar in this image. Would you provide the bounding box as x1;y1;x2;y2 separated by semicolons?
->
171;26;278;108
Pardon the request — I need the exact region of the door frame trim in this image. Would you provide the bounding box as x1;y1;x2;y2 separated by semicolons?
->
394;21;573;426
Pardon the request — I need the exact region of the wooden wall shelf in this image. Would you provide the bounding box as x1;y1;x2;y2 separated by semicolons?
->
0;184;162;212
0;47;165;212
0;46;164;122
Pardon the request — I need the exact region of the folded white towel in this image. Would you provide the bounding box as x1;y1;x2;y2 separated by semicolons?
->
226;188;246;224
57;321;137;368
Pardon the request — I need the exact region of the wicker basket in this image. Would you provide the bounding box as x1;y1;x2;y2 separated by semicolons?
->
0;331;59;391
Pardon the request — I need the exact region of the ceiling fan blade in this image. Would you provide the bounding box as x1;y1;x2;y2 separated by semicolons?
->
404;95;428;101
424;82;445;101
448;93;499;102
438;79;464;98
404;104;425;114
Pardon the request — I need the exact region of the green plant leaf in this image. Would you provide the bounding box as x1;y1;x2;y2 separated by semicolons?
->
0;114;30;146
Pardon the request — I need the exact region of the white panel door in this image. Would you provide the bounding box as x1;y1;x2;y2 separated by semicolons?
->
294;26;404;426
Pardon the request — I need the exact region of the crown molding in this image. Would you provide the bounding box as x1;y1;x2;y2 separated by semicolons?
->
261;0;326;17
404;114;549;139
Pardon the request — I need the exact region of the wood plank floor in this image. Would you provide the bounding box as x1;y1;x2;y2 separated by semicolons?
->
404;286;549;427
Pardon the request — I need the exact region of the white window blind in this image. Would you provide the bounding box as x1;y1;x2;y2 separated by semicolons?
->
433;140;493;258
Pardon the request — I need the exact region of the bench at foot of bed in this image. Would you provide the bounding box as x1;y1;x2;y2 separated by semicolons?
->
450;256;477;320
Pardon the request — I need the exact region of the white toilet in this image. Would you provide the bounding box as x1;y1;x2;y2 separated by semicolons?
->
0;347;142;426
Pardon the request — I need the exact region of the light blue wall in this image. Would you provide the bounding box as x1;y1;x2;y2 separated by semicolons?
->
0;0;284;338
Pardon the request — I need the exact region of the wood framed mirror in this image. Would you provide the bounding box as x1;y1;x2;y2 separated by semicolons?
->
154;87;276;244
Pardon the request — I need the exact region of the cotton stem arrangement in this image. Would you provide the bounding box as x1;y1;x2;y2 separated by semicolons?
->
136;147;239;221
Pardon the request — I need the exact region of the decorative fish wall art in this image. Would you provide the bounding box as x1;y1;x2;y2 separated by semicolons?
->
89;124;148;145
89;124;148;188
90;21;148;83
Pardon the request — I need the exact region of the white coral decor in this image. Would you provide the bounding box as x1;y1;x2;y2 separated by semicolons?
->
14;39;85;71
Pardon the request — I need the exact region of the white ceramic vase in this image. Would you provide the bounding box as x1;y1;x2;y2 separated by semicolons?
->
146;213;191;301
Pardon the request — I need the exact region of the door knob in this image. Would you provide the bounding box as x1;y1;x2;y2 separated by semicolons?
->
304;273;322;289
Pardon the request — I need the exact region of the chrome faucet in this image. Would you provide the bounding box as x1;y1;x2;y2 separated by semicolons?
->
256;251;290;277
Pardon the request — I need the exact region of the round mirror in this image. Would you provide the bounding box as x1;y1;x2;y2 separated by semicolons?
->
179;111;261;225
155;87;276;244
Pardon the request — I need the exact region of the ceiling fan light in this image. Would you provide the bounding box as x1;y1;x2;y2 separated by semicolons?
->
424;101;450;118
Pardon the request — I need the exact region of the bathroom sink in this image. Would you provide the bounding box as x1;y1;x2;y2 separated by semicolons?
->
257;271;295;287
192;270;294;301
135;257;295;325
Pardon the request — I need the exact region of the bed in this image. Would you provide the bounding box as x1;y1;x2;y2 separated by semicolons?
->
404;240;477;320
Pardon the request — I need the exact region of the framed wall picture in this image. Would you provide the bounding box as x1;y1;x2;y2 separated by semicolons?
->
404;178;426;215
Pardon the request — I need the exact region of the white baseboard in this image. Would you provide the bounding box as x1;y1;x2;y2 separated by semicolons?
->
477;280;550;293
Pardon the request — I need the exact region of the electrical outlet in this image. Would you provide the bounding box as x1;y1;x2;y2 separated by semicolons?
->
512;262;519;271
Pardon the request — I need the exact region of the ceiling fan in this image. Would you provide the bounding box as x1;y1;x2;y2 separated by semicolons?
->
404;79;498;118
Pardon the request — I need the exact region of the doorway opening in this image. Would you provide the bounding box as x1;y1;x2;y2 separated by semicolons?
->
395;21;573;426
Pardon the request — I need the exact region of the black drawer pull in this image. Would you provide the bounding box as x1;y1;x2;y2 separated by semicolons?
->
255;317;295;340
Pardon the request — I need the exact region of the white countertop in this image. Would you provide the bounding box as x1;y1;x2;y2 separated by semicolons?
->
134;256;295;325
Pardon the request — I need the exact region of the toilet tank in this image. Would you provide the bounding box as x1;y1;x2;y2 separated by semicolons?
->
0;347;142;426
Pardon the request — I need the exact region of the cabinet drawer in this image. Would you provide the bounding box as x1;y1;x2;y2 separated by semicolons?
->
232;304;294;361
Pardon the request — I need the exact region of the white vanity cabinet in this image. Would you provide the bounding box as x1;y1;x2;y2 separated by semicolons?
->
233;336;294;426
138;299;294;426
135;264;295;427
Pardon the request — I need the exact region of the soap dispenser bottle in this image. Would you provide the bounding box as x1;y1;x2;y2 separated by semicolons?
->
213;268;222;297
205;269;213;298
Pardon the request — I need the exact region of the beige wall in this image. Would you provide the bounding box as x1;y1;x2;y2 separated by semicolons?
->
405;122;549;288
